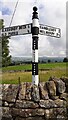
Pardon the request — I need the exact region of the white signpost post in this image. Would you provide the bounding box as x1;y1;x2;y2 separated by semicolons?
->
0;6;61;86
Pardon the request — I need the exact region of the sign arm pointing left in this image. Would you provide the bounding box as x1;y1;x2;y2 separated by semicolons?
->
1;23;32;37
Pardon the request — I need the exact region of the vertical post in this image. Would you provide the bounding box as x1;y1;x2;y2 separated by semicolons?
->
32;6;39;86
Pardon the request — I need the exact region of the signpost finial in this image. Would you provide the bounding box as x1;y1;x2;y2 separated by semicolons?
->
33;6;37;12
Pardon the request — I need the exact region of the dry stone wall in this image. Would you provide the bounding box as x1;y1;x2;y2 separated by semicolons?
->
0;77;68;120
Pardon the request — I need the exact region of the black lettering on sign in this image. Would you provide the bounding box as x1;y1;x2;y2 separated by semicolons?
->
50;28;56;31
22;25;26;29
5;33;7;36
44;27;48;30
40;26;41;29
19;26;22;29
28;25;30;28
5;28;7;31
40;30;45;34
2;33;4;36
10;27;17;31
59;29;61;33
19;25;26;29
8;31;18;36
48;28;56;32
46;31;54;35
27;30;29;33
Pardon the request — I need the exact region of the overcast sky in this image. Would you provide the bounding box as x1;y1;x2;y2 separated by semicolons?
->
0;0;67;57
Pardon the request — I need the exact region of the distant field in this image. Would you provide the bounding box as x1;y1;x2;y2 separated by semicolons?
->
2;62;67;71
0;62;68;84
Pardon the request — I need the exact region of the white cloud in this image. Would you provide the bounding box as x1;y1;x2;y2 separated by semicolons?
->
0;11;2;19
1;0;67;57
59;50;66;55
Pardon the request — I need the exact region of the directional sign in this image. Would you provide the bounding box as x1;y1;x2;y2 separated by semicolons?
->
1;23;31;37
1;23;61;38
39;24;61;38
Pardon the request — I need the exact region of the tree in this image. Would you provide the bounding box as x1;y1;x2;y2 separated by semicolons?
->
0;19;3;67
55;60;57;63
63;57;68;62
0;19;11;67
48;59;51;63
0;19;3;29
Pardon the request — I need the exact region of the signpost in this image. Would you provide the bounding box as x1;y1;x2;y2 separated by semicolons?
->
0;6;61;86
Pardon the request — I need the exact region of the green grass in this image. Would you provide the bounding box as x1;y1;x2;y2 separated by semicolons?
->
1;62;67;71
2;64;32;71
1;72;32;84
39;62;67;69
0;62;68;84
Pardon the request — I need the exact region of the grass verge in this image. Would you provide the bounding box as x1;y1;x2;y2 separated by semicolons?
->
0;62;67;84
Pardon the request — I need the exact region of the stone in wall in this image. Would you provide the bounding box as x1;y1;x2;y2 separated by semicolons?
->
31;85;40;102
39;99;56;108
46;81;56;98
0;100;2;107
45;109;54;119
18;83;26;100
56;80;66;94
15;116;45;120
39;82;49;100
53;107;67;119
60;77;68;93
2;84;19;103
25;82;32;100
1;84;9;101
1;107;13;120
15;100;39;108
0;84;2;101
44;108;67;119
10;108;44;118
2;101;14;108
0;107;2;119
55;108;67;116
4;101;8;107
60;93;68;101
54;99;66;108
0;84;2;107
49;77;66;94
45;109;50;119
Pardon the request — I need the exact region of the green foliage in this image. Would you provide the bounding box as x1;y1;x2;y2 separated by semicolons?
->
63;57;68;62
48;59;51;63
0;19;12;67
0;19;4;29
